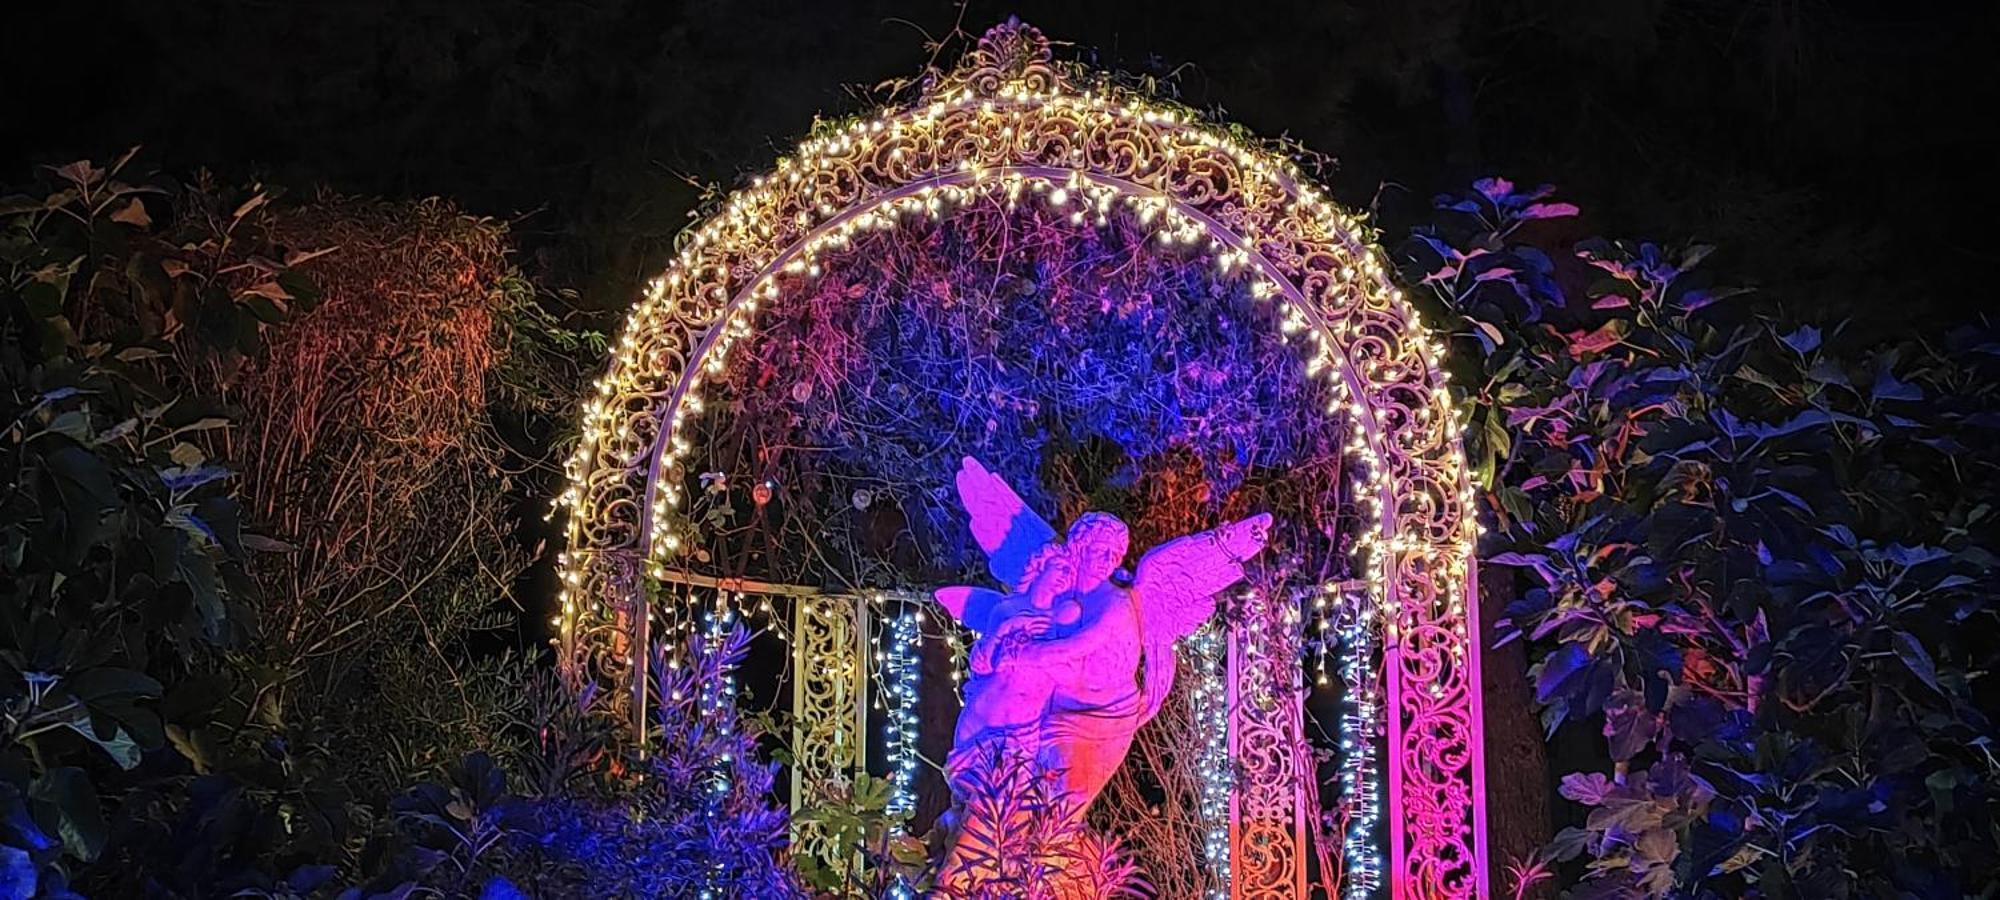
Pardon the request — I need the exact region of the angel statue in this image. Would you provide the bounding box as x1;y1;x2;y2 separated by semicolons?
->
933;457;1271;872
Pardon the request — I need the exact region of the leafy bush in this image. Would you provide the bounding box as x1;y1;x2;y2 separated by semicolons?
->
1404;178;1999;896
0;152;607;899
518;624;807;898
934;749;1149;900
226;196;547;798
0;153;331;895
0;152;805;900
790;767;925;895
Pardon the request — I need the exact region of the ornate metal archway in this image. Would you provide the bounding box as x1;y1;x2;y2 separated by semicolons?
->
553;21;1487;898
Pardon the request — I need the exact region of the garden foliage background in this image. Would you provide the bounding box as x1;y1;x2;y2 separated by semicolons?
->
3;4;1999;897
7;158;1992;899
1404;179;1998;896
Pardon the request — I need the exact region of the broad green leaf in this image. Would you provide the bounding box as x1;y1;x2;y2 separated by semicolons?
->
67;667;161;703
54;707;142;770
29;768;107;861
21;280;63;318
41;410;91;442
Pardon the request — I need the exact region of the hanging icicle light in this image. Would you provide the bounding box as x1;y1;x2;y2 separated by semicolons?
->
698;602;737;900
1189;622;1233;897
701;603;736;800
1337;584;1383;898
883;606;923;900
882;608;922;820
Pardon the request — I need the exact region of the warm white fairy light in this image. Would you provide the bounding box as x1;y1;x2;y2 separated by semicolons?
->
1312;582;1335;686
553;79;1473;631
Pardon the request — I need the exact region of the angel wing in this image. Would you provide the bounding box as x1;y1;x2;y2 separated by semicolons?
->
933;585;1009;635
954;456;1057;591
1132;512;1274;639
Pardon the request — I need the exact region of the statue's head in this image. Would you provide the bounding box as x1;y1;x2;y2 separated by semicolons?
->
1065;512;1129;590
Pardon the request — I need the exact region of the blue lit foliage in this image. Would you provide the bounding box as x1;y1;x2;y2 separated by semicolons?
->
322;625;802;899
688;197;1357;593
1406;177;2000;897
522;624;804;899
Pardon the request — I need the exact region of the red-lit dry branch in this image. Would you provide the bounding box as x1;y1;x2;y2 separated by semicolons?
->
226;195;527;765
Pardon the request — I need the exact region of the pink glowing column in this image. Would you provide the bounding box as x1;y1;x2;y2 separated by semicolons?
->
1226;588;1310;899
1384;551;1487;898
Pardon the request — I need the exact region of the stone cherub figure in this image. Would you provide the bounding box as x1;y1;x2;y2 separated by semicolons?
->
934;457;1272;844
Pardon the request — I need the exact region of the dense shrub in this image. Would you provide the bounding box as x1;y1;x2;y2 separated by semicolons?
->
519;625;806;898
1404;178;1999;896
0;154;332;895
223;192;563;803
0;154;602;898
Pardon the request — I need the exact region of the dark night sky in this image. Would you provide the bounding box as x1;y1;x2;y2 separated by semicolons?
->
5;0;1996;330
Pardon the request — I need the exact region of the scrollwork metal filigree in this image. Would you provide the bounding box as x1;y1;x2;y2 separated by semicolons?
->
1229;590;1309;899
791;596;868;872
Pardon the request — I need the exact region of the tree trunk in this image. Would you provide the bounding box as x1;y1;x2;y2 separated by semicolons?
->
1480;564;1553;897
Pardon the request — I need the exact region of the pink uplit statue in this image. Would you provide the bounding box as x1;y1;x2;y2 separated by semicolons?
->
935;457;1271;866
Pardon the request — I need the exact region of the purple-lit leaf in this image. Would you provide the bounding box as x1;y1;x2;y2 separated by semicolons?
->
1565;320;1629;356
1872;371;1922;402
1781;326;1822;355
1534;644;1593;704
1558;772;1615;805
1520;202;1580;220
1766;488;1811;513
1883;543;1949;567
1603;689;1659;761
1469;318;1505;350
1473;176;1515;203
1891;631;1941;695
1679;286;1751;311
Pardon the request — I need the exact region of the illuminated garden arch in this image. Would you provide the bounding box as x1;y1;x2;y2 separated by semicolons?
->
553;21;1487;898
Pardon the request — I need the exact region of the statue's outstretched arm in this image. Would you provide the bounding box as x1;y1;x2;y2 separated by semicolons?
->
1133;512;1274;639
